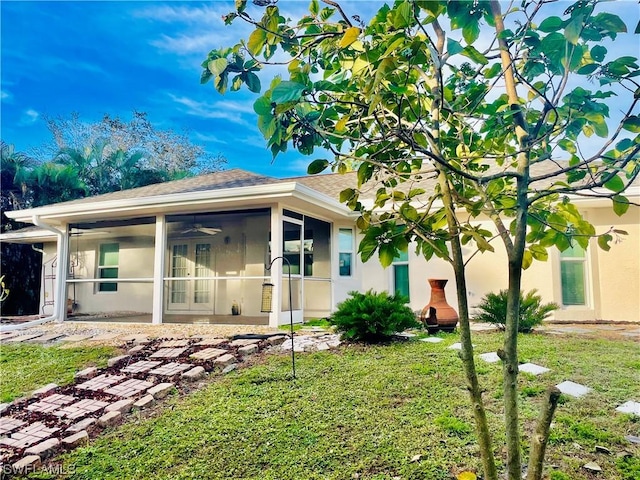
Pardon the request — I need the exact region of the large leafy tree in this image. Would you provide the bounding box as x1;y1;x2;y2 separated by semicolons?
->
204;1;639;479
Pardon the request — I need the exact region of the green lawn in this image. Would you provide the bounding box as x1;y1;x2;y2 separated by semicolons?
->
20;333;640;480
0;343;120;403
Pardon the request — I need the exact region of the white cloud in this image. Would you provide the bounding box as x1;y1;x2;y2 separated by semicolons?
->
168;93;252;125
150;32;221;55
19;109;40;125
1;90;11;101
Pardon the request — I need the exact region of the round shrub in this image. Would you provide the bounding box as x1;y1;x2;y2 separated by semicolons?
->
472;288;558;333
329;289;421;342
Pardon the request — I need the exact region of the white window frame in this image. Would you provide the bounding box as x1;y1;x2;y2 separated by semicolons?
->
559;244;589;308
338;228;354;277
391;251;410;300
97;242;119;293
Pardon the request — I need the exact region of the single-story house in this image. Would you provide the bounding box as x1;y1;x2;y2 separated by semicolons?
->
2;168;638;329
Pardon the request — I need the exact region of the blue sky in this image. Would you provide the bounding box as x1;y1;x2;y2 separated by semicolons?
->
1;1;639;179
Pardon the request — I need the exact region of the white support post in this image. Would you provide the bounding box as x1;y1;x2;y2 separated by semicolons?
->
268;205;283;328
152;214;166;324
55;224;70;322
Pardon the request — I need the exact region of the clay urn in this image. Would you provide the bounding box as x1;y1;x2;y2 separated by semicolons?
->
419;279;459;333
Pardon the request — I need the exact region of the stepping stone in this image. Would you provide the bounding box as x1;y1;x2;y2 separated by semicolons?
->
149;347;188;359
12;455;42;472
53;399;109;419
32;333;66;343
470;323;498;331
238;344;259;357
147;382;174;399
181;366;206;382
265;335;287;346
104;398;136;414
104;378;154;398
0;417;27;435
61;334;94;342
556;381;591;398
621;332;640;338
229;339;259;347
27;393;76;414
25;437;60;458
148;362;193;377
222;364;238;374
195;337;227;346
121;360;162;374
133;394;155;409
519;363;550;375
66;417;96;434
0;422;60;448
158;339;190;348
98;411;121;427
316;342;330;351
395;332;417;338
120;334;149;343
421;337;444;343
190;348;227;360
479;352;501;363
554;327;591;334
448;343;462;350
127;345;146;355
75;367;99;380
107;355;131;368
5;333;44;343
76;374;126;392
62;430;89;448
87;333;121;342
615;401;640;416
32;383;58;397
0;403;8;414
625;435;640;444
213;354;236;367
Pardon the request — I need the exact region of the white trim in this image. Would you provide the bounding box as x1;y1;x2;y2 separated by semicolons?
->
4;183;354;225
152;215;166;324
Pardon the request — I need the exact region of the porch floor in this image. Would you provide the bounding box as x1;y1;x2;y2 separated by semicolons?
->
66;313;268;326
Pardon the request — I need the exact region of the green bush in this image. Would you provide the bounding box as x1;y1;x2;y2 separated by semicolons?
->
472;289;558;333
329;290;420;342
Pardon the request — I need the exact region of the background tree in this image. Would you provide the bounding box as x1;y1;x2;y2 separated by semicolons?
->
1;111;226;314
204;1;639;479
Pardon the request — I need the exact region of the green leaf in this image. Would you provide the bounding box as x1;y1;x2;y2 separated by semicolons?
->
604;175;624;193
339;27;360;48
245;72;261;93
591;45;607;62
622;115;640;133
522;250;533;270
564;14;583;45
208;58;228;78
393;1;413;29
271;81;307;104
461;46;488;65
378;243;396;267
463;20;480;44
447;38;463;55
247;29;267;56
340;188;355;203
597;234;612;251
307;159;329;174
309;0;319;16
577;63;598;75
400;203;418;221
538;16;563;33
612;194;629;216
593;12;628;35
235;0;247;13
530;244;548;261
253;97;272;115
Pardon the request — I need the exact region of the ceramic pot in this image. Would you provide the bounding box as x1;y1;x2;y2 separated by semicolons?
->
419;279;459;333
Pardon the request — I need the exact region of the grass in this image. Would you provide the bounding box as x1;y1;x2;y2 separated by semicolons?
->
15;333;640;480
0;343;120;402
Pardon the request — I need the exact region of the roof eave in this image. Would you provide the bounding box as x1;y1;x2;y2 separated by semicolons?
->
5;182;354;225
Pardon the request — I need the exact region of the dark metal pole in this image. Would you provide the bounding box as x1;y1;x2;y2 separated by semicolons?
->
266;256;296;380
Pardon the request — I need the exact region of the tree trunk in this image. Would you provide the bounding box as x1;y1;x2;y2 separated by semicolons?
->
438;168;498;480
526;387;562;480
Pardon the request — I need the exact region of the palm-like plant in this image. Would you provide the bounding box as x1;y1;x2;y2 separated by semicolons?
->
473;289;558;333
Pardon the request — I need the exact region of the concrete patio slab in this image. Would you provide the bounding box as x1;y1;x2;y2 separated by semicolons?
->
479;352;501;363
556;380;591;398
615;400;640;416
519;363;550;375
420;337;444;343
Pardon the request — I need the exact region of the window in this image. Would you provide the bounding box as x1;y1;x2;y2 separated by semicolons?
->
392;250;410;300
98;243;119;292
338;228;353;276
560;244;587;306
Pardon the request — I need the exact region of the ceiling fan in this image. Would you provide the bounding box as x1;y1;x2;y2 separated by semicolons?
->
180;224;221;236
